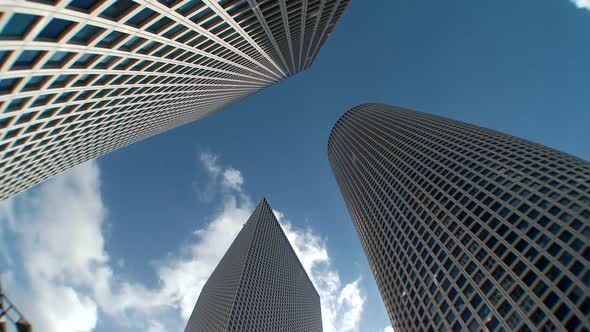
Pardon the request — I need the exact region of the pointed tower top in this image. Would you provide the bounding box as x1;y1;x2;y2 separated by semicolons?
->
257;197;272;210
185;195;321;331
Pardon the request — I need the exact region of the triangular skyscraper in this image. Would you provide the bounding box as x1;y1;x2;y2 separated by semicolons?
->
184;198;322;332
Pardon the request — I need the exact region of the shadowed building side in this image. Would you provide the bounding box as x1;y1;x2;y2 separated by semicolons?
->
184;203;262;331
185;198;322;332
328;103;590;332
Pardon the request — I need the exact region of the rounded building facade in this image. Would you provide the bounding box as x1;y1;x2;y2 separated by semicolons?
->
328;103;590;331
0;0;350;200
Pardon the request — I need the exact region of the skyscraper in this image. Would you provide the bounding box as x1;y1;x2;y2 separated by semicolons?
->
328;103;590;331
0;0;351;200
185;198;322;332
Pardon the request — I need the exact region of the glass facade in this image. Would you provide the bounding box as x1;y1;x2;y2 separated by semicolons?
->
185;198;322;332
0;0;350;199
328;103;590;332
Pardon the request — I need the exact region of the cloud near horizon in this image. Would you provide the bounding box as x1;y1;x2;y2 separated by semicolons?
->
0;152;365;331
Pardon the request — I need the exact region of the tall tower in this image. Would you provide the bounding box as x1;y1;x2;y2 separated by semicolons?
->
185;198;322;332
328;103;590;332
0;0;351;200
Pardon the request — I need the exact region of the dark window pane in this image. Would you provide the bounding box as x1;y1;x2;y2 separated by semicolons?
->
3;128;21;140
72;53;99;68
0;117;12;129
68;0;97;13
15;112;35;124
43;51;74;68
0;14;40;40
94;55;119;69
177;0;205;15
22;75;50;91
49;75;74;88
0;50;11;68
31;94;55;107
100;0;137;21
146;16;174;34
543;291;559;309
12;50;45;69
69;25;104;45
158;0;175;7
6;97;29;111
36;18;74;40
96;31;126;48
580;297;590;315
67;0;98;12
0;78;21;94
126;7;157;27
119;36;146;51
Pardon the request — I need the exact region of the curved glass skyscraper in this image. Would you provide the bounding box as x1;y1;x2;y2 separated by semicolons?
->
328;103;590;331
0;0;350;199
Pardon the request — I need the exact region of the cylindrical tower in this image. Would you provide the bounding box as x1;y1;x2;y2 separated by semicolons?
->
0;0;351;200
328;103;590;331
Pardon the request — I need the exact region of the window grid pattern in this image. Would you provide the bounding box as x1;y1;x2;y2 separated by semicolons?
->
328;103;590;332
0;0;351;200
185;198;321;332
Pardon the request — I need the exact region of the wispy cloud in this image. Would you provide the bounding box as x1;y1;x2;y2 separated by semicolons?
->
159;152;366;331
0;152;365;331
571;0;590;10
223;168;244;191
155;186;252;319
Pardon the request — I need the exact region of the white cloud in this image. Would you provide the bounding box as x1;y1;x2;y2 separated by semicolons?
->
571;0;590;9
0;161;173;332
222;167;244;190
0;153;365;332
0;161;104;332
146;320;166;332
156;193;251;319
384;326;395;332
157;153;365;331
199;152;221;177
196;152;245;201
277;213;365;332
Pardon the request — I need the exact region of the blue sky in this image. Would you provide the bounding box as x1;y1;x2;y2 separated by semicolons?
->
1;1;589;331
